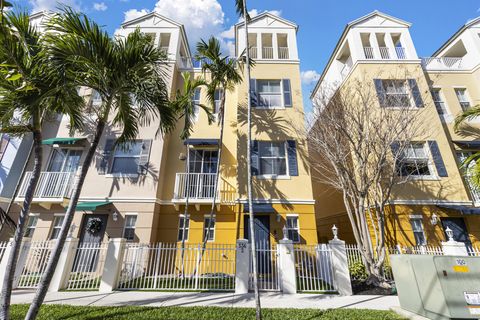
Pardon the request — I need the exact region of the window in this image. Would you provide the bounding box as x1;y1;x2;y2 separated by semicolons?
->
49;215;64;240
214;89;223;114
0;133;10;162
177;215;190;241
257;80;282;107
383;80;411;107
398;143;432;177
189;149;218;174
193;88;201;117
203;216;215;241
455;88;470;111
258;141;287;176
431;89;448;115
286;215;300;243
123;215;137;241
457;152;480;201
47;149;82;173
410;217;426;246
25;215;38;238
111;140;143;174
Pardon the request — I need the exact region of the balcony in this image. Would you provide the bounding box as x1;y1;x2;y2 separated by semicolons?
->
173;173;218;202
17;172;75;202
278;47;289;59
262;47;274;59
363;47;374;59
248;47;257;59
421;57;463;70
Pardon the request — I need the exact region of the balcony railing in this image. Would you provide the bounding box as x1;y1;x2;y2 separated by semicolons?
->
262;47;274;59
159;46;169;54
248;46;258;59
278;47;289;59
395;47;406;59
18;171;75;200
421;57;463;70
379;47;390;59
173;173;218;200
363;47;374;59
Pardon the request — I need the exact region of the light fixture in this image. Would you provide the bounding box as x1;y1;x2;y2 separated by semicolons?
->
282;226;289;240
445;226;454;242
112;211;118;222
179;153;187;161
332;224;339;240
430;213;438;226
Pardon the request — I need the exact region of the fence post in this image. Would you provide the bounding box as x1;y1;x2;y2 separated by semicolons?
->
235;239;250;294
49;237;79;292
99;238;126;293
278;239;296;294
328;238;353;296
442;241;468;256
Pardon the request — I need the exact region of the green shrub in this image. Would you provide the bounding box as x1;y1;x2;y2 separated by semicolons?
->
349;260;368;281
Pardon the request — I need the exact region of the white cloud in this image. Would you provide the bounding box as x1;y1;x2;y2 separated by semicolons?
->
93;2;107;11
123;8;150;22
29;0;80;13
301;70;320;85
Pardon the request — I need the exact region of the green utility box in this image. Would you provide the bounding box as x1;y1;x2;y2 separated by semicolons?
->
391;255;480;320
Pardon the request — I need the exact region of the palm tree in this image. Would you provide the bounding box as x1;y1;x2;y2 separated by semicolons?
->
194;37;242;253
24;8;174;320
454;106;480;187
169;71;212;272
0;11;84;319
234;1;262;319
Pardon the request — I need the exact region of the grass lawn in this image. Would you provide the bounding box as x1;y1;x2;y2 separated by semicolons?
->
11;305;404;320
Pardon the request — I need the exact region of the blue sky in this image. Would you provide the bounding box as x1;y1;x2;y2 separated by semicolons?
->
11;0;480;111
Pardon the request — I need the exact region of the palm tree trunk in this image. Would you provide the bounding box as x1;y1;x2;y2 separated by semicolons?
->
0;129;42;320
242;1;262;319
25;119;106;320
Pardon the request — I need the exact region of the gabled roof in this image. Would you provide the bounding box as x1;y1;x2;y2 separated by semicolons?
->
235;12;298;31
121;12;182;28
432;16;480;57
311;10;411;99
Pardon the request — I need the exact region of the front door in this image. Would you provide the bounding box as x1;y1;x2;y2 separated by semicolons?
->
244;215;271;270
75;214;108;272
441;217;471;246
79;214;108;244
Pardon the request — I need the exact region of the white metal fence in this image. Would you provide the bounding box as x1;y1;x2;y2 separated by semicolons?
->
293;244;336;293
346;244;395;282
66;242;108;290
118;243;236;291
17;240;55;288
468;246;480;257
250;244;280;291
0;241;8;263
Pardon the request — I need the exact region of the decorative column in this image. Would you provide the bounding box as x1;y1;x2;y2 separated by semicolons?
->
235;239;250;294
49;237;79;292
278;228;296;294
328;225;353;296
99;238;126;292
441;227;468;256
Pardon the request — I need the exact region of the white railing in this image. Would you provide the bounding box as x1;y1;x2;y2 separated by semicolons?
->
468;246;480;257
66;242;108;290
421;57;463;70
118;243;236;291
250;243;280;291
174;173;218;200
278;47;289;59
294;244;336;292
395;47;407;59
363;47;374;59
0;241;7;264
159;46;169;53
248;46;257;59
262;47;274;59
379;47;390;59
18;171;75;199
17;240;56;288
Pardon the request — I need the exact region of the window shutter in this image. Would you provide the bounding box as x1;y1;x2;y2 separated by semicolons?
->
251;140;259;176
99;139;115;175
374;79;386;107
250;78;258;107
408;79;424;108
137;139;152;174
428;140;448;177
287;140;299;176
283;79;292;107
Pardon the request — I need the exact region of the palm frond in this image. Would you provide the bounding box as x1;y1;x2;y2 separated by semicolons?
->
454;104;480;132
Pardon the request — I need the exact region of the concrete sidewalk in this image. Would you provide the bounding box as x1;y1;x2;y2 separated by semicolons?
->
11;290;399;310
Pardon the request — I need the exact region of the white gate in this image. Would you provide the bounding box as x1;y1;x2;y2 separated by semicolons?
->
17;240;55;288
294;244;337;293
66;242;108;290
249;244;280;291
117;243;236;291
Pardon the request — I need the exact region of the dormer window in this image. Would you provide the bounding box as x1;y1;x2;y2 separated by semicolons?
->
159;33;171;53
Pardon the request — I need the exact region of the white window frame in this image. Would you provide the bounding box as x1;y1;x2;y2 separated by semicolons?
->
257;141;289;178
49;214;65;240
214;88;223;114
193;87;201;120
122;213;138;242
109;140;143;177
203;215;216;242
430;88;450;115
285;214;300;243
46;148;83;173
382;80;414;108
398;142;436;179
256;80;285;109
409;216;426;246
454;87;471;111
25;214;39;238
177;214;190;242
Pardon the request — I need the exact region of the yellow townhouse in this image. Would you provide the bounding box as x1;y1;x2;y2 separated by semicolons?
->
310;11;480;248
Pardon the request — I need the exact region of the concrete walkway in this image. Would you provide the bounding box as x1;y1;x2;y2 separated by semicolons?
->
12;290;399;310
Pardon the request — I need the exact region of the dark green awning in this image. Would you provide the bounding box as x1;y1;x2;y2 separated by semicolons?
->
74;201;112;211
438;205;480;215
42;137;85;145
243;204;276;213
